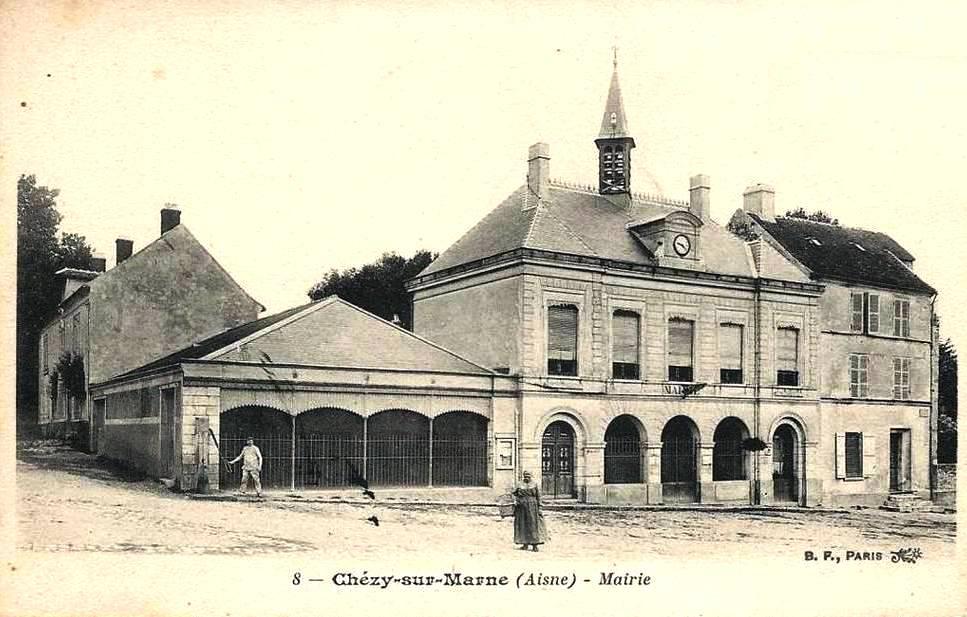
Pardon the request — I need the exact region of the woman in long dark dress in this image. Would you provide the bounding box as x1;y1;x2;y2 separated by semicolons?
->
513;471;547;551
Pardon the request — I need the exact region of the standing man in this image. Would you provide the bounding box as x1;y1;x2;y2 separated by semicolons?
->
229;437;263;497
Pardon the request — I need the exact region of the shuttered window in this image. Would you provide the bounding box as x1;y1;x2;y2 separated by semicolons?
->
849;353;869;398
893;357;911;399
893;299;910;337
547;304;578;376
776;327;799;386
719;323;743;384
850;293;864;332
667;319;694;382
612;310;640;380
867;294;880;334
845;432;863;478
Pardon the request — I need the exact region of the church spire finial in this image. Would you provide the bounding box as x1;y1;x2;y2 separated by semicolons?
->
595;53;636;195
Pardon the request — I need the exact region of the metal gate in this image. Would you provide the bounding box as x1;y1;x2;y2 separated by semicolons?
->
661;438;697;503
219;436;293;490
541;421;575;499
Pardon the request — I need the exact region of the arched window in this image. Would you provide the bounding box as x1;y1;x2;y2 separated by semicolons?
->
547;304;578;376
712;417;749;480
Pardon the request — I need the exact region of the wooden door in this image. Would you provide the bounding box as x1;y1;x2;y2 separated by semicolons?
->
772;425;798;503
890;430;911;492
541;421;575;498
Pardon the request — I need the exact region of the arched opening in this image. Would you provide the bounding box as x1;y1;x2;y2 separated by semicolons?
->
661;415;699;503
367;409;430;487
772;423;800;503
219;406;292;489
713;417;750;481
541;420;576;498
432;411;488;486
604;415;643;484
295;408;364;488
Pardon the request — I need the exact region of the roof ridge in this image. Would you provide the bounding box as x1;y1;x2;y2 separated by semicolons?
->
547;177;688;208
522;197;544;247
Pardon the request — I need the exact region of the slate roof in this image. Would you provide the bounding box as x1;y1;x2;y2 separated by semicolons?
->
598;67;631;140
749;214;935;295
419;182;755;278
114;296;493;380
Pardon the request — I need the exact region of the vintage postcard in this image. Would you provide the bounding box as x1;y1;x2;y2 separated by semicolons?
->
1;2;963;616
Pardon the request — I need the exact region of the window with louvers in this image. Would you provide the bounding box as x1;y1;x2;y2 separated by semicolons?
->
850;293;864;332
776;327;799;386
849;353;869;398
893;357;911;399
719;323;743;384
612;310;640;380
547;304;578;376
893;299;910;337
667;319;694;382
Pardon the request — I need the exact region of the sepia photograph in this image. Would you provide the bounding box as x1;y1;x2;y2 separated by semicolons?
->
1;2;964;616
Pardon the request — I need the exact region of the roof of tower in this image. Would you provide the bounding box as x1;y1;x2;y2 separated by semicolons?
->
597;63;632;140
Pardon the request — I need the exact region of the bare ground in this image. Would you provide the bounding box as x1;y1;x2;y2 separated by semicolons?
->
15;442;957;561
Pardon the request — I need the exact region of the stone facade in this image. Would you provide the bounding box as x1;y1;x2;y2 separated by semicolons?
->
37;217;262;447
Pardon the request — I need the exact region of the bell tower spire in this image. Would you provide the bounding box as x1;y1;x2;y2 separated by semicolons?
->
595;50;636;195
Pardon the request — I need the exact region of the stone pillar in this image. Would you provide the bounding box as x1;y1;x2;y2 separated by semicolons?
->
646;444;663;504
180;386;221;490
761;443;776;504
803;440;822;506
698;442;715;503
583;441;606;503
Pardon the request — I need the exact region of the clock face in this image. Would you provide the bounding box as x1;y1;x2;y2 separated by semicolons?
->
673;233;691;257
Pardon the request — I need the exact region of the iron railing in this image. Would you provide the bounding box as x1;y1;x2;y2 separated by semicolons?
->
604;437;641;484
712;440;747;481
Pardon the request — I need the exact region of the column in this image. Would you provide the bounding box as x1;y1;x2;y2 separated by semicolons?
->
698;441;715;503
646;443;663;504
583;441;606;504
803;440;821;506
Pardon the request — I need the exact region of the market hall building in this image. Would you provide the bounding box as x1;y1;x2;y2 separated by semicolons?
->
78;60;938;507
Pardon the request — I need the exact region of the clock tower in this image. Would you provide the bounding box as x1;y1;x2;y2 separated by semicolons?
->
595;53;636;195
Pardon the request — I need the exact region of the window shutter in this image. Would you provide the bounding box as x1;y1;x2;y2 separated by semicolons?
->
719;324;743;370
863;434;877;477
612;311;639;364
850;293;864;332
867;294;879;333
835;432;846;479
776;328;799;371
668;319;694;367
547;305;578;361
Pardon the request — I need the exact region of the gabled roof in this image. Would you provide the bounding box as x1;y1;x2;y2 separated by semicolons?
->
749;214;935;294
115;296;494;380
419;181;754;278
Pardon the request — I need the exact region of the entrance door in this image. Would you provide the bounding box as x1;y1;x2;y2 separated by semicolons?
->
772;425;798;503
890;429;911;492
661;416;699;503
541;421;575;498
160;388;176;478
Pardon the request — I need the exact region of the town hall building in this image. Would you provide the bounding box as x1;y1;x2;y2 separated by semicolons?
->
50;59;938;508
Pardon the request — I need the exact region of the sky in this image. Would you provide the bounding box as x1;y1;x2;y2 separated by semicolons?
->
3;2;966;343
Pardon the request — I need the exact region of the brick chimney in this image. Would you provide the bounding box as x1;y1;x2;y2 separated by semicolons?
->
743;184;775;222
116;237;133;265
161;204;181;234
689;174;710;220
524;142;550;210
91;253;107;272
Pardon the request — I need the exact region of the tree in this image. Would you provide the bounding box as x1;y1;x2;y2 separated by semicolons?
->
785;207;839;225
307;251;437;330
938;338;957;463
17;175;96;428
